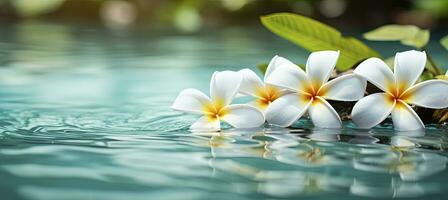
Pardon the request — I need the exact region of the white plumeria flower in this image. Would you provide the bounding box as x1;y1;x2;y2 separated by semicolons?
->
264;50;367;128
238;56;290;113
172;71;265;131
351;50;448;131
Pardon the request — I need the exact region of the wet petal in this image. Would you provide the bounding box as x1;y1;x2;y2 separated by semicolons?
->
265;59;310;93
354;57;395;94
391;100;425;131
351;93;395;129
190;116;220;131
210;71;242;106
402;80;448;109
394;50;426;91
306;50;339;88
238;68;264;98
266;93;312;127
308;97;341;128
172;88;211;114
222;104;265;128
319;74;367;101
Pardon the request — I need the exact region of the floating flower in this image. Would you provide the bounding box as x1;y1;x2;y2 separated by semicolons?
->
238;56;290;112
264;51;366;128
172;71;265;131
351;50;448;131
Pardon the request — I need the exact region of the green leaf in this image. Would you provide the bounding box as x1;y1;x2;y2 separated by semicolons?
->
11;0;66;17
441;35;448;51
419;70;434;82
260;13;380;71
363;25;430;49
435;74;448;80
257;63;268;74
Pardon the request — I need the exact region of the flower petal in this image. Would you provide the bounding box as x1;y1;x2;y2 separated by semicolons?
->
391;100;425;131
306;50;339;89
264;55;298;81
265;59;310;93
319;74;367;101
351;93;395;129
248;100;265;112
238;68;264;98
266;93;312;127
190;116;220;131
172;88;211;114
221;104;265;128
210;71;242;106
394;50;426;92
308;96;341;128
354;57;395;94
402;80;448;109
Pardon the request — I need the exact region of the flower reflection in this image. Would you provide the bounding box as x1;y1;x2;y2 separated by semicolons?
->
351;176;442;198
257;172;350;197
274;143;336;167
297;144;325;164
355;134;447;182
190;125;447;198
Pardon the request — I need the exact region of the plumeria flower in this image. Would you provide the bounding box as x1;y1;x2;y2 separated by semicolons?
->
238;56;290;112
172;71;265;131
264;51;367;128
351;50;448;131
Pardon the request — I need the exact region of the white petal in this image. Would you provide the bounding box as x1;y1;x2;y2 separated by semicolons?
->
265;60;310;93
402;80;448;109
351;93;395;129
319;74;367;101
248;100;265;112
266;93;312;127
264;55;298;81
391;100;425;131
172;88;211;114
210;71;242;106
190;116;220;131
308;96;341;128
221;104;265;128
394;50;426;91
238;68;264;98
354;57;395;94
306;50;339;88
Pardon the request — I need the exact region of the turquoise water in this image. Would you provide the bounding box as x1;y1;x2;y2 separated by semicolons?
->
0;22;448;200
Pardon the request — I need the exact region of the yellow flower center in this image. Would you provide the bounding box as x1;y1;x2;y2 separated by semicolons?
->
202;99;228;122
302;82;324;104
255;85;281;108
385;81;414;106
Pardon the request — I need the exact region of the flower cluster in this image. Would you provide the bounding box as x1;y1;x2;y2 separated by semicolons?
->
172;50;448;131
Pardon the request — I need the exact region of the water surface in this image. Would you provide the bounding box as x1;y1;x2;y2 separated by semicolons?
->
0;22;447;200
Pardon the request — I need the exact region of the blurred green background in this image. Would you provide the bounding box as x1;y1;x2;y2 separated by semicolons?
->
0;0;447;32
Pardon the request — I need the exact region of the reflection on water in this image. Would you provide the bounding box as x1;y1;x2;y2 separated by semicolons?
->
0;21;448;200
